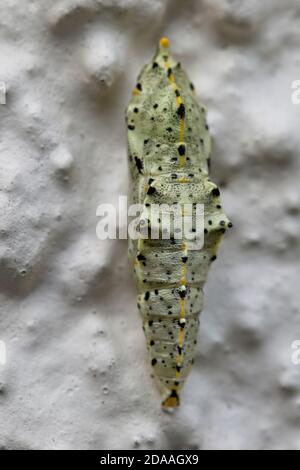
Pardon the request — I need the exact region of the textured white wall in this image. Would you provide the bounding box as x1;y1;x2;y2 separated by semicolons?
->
0;0;300;450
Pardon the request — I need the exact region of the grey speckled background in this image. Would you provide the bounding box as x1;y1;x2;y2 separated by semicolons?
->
0;0;300;450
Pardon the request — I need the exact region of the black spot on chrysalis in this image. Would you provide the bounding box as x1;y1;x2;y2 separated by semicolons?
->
147;186;156;195
134;156;143;174
178;144;186;156
177;103;185;119
211;187;220;197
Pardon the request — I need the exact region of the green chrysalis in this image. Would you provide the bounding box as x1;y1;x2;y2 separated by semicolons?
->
126;37;231;407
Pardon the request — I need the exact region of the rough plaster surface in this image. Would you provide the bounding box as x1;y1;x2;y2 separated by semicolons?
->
0;0;300;450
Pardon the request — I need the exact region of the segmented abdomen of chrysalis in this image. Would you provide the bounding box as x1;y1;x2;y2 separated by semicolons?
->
126;38;231;408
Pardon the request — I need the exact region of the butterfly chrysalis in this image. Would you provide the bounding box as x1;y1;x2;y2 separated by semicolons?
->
127;38;231;407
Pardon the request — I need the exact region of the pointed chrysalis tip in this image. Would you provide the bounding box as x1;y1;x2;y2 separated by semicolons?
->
159;37;170;49
161;389;180;408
